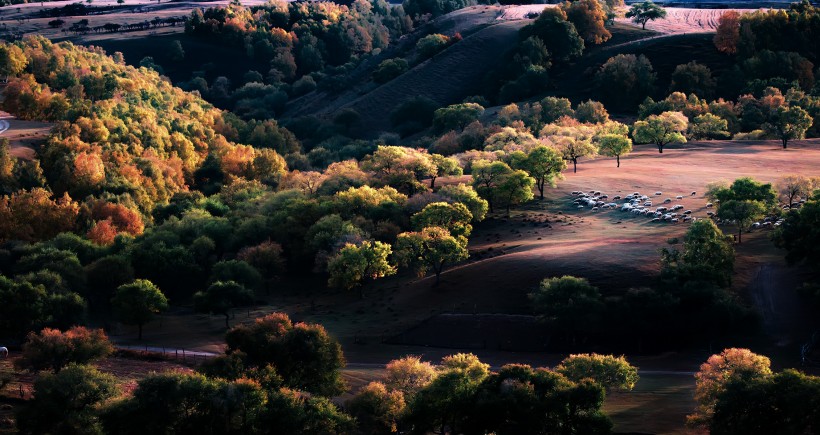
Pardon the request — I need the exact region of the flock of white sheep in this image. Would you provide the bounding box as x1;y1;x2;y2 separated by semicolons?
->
570;190;704;224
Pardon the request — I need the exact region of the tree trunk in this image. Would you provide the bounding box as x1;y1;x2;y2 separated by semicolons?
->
430;176;437;189
617;154;620;167
642;21;646;30
658;143;664;153
538;179;545;199
573;159;578;173
783;138;788;149
737;227;742;244
138;323;143;340
225;313;230;329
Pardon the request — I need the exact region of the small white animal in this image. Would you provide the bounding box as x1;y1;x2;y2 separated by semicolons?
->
0;347;8;358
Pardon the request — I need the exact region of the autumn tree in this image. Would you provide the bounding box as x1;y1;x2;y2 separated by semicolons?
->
384;355;437;397
0;43;27;77
713;10;740;55
632;111;688;153
562;0;612;45
520;8;585;62
556;353;639;391
763;105;813;149
111;279;169;340
395;226;469;286
626;1;667;29
193;281;254;328
575;100;610;124
774;195;820;266
16;364;118;435
346;382;406;435
529;276;603;345
327;241;396;296
596;134;632;167
688;348;772;428
15;327;113;373
777;175;813;206
0;188;79;242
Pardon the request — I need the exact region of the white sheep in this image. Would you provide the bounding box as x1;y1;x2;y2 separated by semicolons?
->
0;347;7;358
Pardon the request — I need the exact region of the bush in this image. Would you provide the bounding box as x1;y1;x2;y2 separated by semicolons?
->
416;34;451;60
595;54;656;110
373;58;409;83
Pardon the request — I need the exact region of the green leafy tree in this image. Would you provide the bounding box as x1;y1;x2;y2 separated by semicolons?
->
763;105;813;149
550;136;598;173
193;281;254;328
437;184;489;222
520;8;585;62
16;364;118;435
404;353;490;434
556;353;639;391
688;113;730;140
433;103;485;132
327;241;396;296
688;348;772;428
416;34;450;60
15;327;113;373
471;159;513;213
497;169;535;215
632;111;688;153
516;146;566;198
710;177;777;207
411;202;473;237
774;194;820;265
596;134;632;167
626;0;667;29
395;226;469;286
374;58;409;84
225;313;346;396
669;61;716;99
662;219;735;287
101;372;267;434
717;199;766;243
111;279;169;340
595;54;656;110
711;369;820;434
429;154;462;189
529;276;603;345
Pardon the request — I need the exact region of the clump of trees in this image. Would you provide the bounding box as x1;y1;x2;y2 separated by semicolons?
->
686;348;820;434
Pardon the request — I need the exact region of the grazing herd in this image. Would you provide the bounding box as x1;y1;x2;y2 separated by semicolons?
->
570;190;702;224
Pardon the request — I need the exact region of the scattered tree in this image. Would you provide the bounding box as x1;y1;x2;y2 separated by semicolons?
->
15;327;113;373
632;111;688;153
596;134;632;167
327;241;396;296
395;226;469;286
193;281;254;328
556;353;639;391
111;279;169;340
626;1;667;30
763;105;813;149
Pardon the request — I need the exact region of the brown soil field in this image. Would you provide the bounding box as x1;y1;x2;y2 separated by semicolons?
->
0;114;52;160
